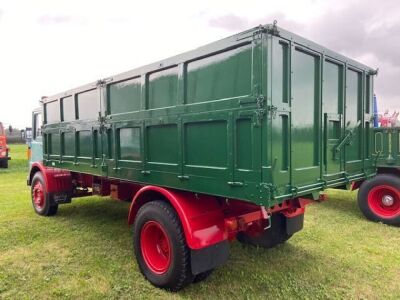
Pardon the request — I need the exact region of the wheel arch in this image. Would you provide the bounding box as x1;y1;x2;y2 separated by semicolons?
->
28;162;47;186
128;185;227;250
28;162;72;193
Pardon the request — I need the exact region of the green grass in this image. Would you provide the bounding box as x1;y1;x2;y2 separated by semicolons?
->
1;144;400;299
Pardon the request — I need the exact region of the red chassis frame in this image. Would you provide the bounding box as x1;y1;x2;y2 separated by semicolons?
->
28;162;321;250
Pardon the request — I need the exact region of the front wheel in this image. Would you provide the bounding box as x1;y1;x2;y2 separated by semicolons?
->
31;172;58;216
358;174;400;226
133;201;194;291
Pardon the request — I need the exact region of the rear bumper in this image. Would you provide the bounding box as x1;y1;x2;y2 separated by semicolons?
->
0;156;10;161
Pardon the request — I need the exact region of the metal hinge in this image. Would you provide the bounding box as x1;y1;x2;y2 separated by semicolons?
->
267;105;278;118
254;109;266;126
266;20;280;36
256;95;265;108
260;183;277;200
96;77;113;87
252;25;266;41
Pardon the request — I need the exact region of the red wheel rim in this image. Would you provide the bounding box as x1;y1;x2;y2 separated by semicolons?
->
33;181;45;209
367;185;400;218
140;221;171;274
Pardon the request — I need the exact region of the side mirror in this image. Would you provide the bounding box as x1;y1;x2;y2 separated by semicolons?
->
8;125;12;133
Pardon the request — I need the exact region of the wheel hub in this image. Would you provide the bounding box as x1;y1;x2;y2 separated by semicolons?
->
140;221;171;275
33;182;45;209
368;184;400;218
382;195;394;207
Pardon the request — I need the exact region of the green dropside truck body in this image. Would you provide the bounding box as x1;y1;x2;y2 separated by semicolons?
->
41;24;376;207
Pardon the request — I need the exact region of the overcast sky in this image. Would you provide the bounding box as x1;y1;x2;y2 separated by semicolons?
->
0;0;399;128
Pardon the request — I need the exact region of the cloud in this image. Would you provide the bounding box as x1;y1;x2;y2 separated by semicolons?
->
207;0;400;111
37;14;76;25
209;12;301;33
209;14;248;31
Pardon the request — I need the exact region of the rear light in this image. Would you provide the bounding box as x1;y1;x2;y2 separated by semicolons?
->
27;147;31;160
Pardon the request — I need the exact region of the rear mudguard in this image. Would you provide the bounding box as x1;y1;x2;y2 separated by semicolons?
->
128;186;227;250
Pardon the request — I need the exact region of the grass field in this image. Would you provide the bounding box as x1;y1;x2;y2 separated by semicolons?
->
0;144;399;299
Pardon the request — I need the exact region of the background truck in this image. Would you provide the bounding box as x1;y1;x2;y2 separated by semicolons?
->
28;23;377;291
0;122;10;168
356;127;400;225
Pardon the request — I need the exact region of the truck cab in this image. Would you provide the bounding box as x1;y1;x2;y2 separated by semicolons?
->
0;122;10;168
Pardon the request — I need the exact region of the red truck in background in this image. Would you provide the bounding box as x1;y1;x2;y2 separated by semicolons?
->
0;122;10;168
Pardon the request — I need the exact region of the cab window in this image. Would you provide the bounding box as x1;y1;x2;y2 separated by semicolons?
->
33;113;42;139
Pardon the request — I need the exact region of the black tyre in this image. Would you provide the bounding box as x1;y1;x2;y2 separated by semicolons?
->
358;174;400;226
133;201;194;291
193;269;213;283
31;172;58;216
237;213;292;248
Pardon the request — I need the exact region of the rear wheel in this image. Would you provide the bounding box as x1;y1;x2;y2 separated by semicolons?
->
133;201;194;291
358;174;400;226
237;213;292;249
31;172;58;216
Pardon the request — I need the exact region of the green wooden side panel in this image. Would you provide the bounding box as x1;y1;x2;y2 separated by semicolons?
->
291;49;320;187
186;45;252;103
185;121;227;168
94;130;101;158
50;133;60;155
45;101;60;124
63;132;75;157
78;131;92;157
292;49;318;169
62;96;75;122
345;70;362;162
77;89;99;120
106;128;114;159
270;39;290;191
323;61;342;176
119;127;141;161
236;119;253;170
108;78;141;114
148;67;178;109
42;25;376;206
147;124;178;164
271;41;289;104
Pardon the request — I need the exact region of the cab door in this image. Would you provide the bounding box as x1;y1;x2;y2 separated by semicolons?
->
30;109;43;164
